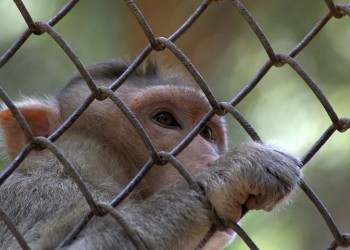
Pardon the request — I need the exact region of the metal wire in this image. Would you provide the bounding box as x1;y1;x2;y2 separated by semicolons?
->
0;0;349;249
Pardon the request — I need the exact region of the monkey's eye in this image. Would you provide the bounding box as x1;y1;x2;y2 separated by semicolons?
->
153;112;180;128
200;126;213;141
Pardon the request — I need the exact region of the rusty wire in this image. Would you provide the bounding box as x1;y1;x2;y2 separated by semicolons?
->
0;0;349;249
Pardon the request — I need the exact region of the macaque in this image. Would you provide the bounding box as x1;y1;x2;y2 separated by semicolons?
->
0;59;301;250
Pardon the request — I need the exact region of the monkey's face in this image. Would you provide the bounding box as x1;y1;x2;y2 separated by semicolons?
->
126;85;227;195
58;76;227;196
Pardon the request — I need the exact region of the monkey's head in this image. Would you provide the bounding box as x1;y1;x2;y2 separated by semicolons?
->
0;59;227;196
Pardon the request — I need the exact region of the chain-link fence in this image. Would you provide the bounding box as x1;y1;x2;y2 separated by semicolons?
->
0;0;350;249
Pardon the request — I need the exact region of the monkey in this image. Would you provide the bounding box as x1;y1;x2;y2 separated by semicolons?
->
0;59;301;250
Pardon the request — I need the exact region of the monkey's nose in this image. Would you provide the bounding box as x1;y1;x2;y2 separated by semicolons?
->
201;154;218;167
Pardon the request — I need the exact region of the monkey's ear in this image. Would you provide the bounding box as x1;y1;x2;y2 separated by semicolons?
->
0;104;61;159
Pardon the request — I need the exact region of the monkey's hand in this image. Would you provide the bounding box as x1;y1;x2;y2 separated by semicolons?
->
53;142;300;250
198;142;301;223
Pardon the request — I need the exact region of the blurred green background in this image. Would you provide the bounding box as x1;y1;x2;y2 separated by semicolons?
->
0;1;349;249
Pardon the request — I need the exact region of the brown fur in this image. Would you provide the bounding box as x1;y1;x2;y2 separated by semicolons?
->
0;59;300;249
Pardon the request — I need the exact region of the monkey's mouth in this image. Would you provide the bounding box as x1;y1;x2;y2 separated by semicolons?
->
240;205;249;219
